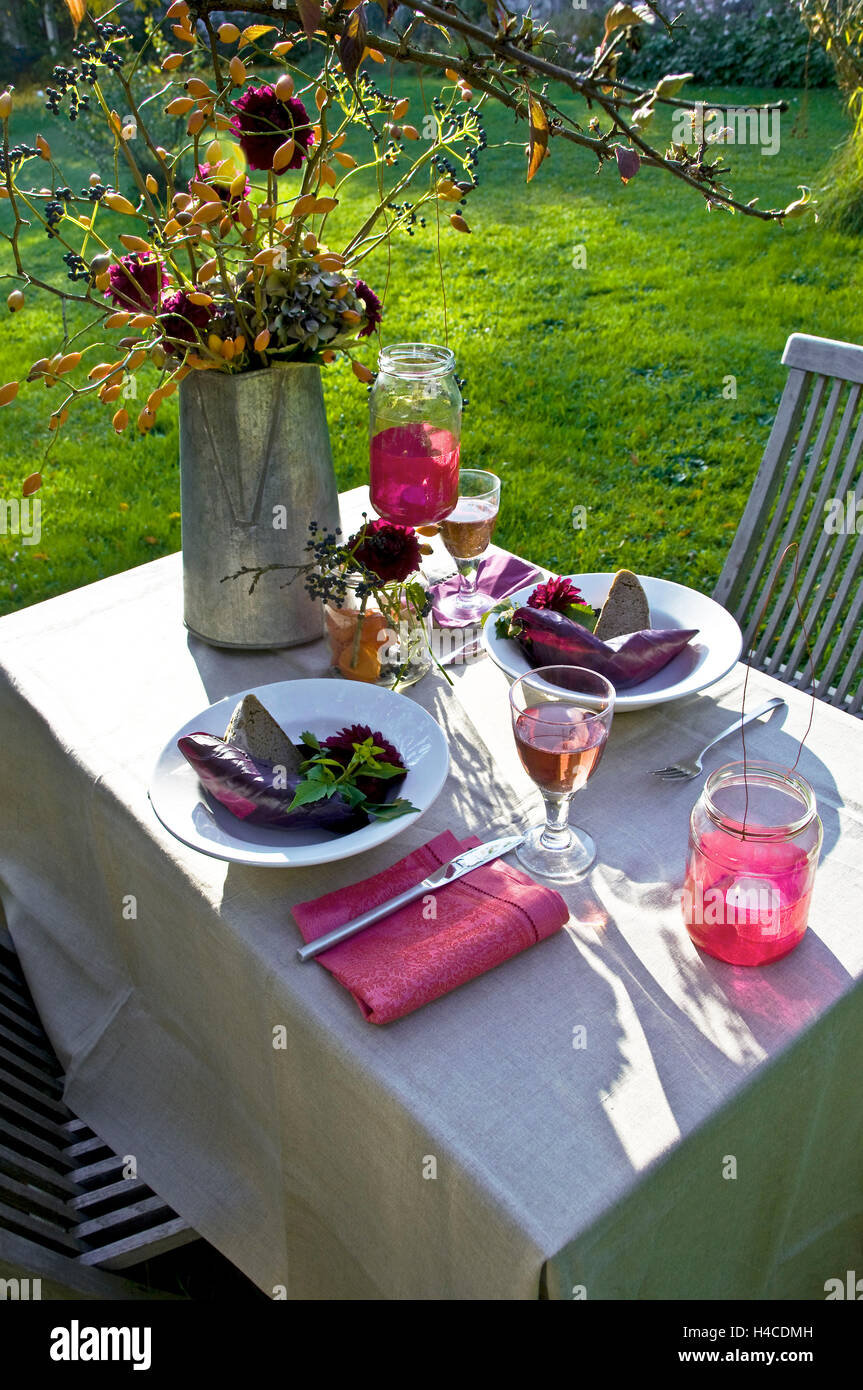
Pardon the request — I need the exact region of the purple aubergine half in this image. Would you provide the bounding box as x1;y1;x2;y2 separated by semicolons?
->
511;606;699;689
177;733;372;833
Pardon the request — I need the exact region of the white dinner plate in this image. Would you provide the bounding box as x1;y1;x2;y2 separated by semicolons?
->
149;678;449;867
481;573;743;712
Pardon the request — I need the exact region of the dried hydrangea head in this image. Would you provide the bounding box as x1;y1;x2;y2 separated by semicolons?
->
246;261;382;355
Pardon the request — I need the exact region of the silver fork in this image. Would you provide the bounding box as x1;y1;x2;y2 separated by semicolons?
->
651;697;786;781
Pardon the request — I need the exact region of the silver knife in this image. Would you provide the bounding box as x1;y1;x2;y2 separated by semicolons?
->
296;832;525;962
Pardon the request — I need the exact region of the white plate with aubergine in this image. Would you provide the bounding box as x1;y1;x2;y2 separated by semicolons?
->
149;679;449;867
482;571;743;712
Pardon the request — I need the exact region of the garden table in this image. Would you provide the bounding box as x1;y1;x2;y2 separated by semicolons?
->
1;486;862;1300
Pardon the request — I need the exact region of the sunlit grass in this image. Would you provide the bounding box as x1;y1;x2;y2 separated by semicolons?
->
1;81;860;615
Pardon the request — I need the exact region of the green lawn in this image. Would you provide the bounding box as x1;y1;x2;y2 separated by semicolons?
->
1;81;860;616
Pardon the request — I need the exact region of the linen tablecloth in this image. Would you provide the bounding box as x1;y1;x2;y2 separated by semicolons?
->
1;489;862;1299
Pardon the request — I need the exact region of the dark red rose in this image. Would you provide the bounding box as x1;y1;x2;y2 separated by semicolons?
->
354;279;382;338
105;255;167;312
349;519;422;584
528;576;590;615
160;289;214;350
230;86;313;173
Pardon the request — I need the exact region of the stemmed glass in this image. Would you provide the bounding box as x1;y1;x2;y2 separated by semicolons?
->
436;469;502;623
509;666;615;882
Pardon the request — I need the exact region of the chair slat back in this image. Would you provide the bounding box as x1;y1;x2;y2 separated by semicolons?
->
714;334;863;714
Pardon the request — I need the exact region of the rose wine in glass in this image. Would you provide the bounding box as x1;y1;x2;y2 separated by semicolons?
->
510;666;615;882
514;707;607;795
436;469;502;623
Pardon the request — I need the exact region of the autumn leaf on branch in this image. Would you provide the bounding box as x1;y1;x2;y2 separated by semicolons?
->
297;0;323;41
527;93;549;183
340;4;368;81
615;146;641;183
62;0;86;31
603;3;654;41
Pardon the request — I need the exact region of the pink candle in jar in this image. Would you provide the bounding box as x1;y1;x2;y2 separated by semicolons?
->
368;342;462;526
370;422;460;526
682;762;822;966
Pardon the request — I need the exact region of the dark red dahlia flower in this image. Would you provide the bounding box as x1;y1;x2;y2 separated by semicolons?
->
323;725;405;770
105;255;167;312
527;575;590;616
354;280;383;338
349;519;422;585
160;289;213;350
230;86;313;173
321;724;406;801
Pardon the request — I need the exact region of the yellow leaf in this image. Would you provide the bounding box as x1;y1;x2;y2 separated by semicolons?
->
239;25;276;49
61;0;86;31
527;92;549;183
604;2;652;39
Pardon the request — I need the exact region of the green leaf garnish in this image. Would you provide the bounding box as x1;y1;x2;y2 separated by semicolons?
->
364;798;420;821
285;780;331;812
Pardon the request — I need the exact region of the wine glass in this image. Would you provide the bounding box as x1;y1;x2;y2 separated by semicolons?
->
509;666;615;882
436;469;502;623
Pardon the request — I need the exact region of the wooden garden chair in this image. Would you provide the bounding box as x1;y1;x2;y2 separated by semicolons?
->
0;919;196;1299
714;332;863;714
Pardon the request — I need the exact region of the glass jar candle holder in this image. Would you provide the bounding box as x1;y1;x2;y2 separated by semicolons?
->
682;760;822;966
369;343;462;526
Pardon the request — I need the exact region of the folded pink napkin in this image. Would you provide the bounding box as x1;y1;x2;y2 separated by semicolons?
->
293;830;569;1024
430;551;542;628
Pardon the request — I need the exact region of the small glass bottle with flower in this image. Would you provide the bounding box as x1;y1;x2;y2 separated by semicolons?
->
306;518;433;690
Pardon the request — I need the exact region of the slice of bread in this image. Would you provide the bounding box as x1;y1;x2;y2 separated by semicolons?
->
224;694;301;772
594;570;651;640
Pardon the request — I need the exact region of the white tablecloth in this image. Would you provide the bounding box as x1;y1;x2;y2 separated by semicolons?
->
1;490;862;1299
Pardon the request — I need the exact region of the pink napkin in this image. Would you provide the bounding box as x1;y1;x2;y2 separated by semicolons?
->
292;830;569;1024
430;551;542;628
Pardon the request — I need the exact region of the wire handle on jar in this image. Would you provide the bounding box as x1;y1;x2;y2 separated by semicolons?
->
739;541;817;833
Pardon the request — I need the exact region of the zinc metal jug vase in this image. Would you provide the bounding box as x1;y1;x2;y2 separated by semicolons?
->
178;362;340;649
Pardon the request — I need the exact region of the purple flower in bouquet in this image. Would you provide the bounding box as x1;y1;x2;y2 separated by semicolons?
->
160;289;214;350
230;86;313;172
349;519;422;584
354;279;383;338
105;254;168;312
